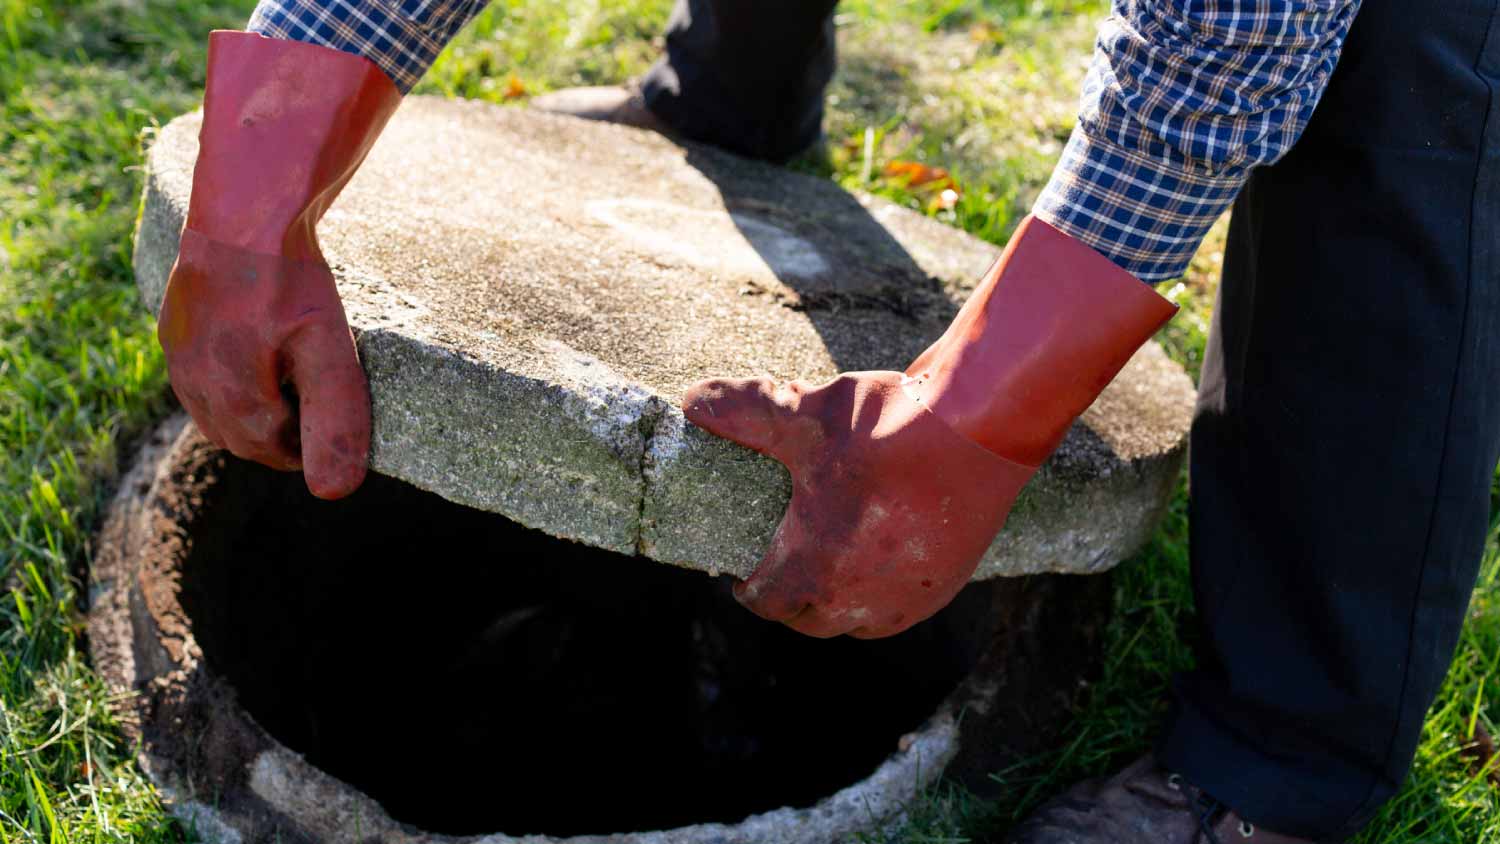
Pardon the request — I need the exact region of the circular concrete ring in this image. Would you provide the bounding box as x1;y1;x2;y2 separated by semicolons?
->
90;415;1112;844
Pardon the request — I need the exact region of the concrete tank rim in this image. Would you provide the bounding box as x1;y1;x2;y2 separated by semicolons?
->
87;414;976;844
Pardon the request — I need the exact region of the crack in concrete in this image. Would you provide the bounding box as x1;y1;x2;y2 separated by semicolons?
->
632;395;672;557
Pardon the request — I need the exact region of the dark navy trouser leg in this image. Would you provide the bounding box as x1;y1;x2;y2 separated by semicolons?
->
1158;0;1500;839
640;0;837;162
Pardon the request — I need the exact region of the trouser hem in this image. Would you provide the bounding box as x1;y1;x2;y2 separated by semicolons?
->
1157;699;1356;842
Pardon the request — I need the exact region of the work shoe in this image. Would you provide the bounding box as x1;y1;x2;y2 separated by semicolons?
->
528;81;672;135
1005;756;1321;844
529;80;829;165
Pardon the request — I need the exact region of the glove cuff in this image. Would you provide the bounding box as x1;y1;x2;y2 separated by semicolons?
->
904;215;1178;466
183;31;402;260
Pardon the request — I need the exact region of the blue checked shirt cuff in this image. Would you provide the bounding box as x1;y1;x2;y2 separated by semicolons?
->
1033;126;1243;282
248;0;486;93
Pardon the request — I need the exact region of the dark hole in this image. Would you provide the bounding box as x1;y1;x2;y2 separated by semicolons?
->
179;461;1000;837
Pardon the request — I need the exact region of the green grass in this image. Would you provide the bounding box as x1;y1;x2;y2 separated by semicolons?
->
2;0;1495;841
2;1;246;840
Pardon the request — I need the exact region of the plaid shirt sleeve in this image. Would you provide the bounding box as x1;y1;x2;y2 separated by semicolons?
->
247;0;486;93
1034;0;1362;281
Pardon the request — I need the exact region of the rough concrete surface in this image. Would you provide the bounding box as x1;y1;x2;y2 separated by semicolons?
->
133;97;1195;578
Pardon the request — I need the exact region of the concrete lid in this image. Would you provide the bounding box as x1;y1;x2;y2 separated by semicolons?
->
133;96;1195;579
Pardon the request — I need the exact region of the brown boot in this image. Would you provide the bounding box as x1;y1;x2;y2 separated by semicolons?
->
1005;756;1324;844
528;81;673;135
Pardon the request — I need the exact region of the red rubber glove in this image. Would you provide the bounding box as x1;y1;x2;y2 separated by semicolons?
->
157;32;401;499
683;217;1178;638
683;372;1031;638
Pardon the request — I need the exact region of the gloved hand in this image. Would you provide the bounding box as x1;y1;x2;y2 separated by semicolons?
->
683;216;1177;638
157;31;401;499
683;371;1030;638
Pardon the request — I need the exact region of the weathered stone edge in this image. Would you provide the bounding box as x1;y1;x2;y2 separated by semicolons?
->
360;329;652;554
639;408;1185;580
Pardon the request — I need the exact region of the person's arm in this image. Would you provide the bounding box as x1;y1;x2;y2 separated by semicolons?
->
247;0;488;93
159;3;485;499
684;0;1362;639
1036;0;1362;281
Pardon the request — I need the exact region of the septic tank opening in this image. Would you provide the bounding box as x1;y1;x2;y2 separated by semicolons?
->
175;459;998;837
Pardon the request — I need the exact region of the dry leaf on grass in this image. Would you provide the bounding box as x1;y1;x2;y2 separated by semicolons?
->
884;159;952;188
883;160;964;213
1461;723;1500;787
